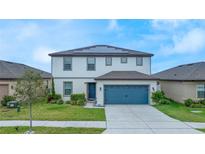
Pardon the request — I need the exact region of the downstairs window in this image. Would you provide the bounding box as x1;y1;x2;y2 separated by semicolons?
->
197;84;205;98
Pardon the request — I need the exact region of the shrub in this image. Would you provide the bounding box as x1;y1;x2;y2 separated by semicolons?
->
47;94;62;103
52;94;61;100
56;99;64;105
65;101;71;104
70;93;86;106
198;99;205;105
71;93;86;102
184;99;193;107
190;103;205;108
1;95;16;106
158;98;171;104
47;94;53;103
151;91;165;103
184;99;205;108
50;100;57;104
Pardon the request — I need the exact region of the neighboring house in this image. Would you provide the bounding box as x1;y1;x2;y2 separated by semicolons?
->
49;45;157;106
153;62;205;103
0;60;52;100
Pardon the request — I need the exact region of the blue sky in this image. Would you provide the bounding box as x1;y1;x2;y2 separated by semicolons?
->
0;19;205;73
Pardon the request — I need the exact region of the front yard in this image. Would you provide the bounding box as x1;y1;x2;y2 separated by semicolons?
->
154;102;205;122
0;101;106;121
0;126;105;134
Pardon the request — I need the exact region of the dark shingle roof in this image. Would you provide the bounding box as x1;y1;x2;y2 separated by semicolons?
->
49;45;153;57
95;71;158;80
153;62;205;81
0;60;52;80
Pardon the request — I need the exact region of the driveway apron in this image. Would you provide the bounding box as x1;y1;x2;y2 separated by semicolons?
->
103;105;202;134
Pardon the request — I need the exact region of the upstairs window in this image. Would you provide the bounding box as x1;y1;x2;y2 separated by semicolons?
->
136;57;143;66
64;82;72;96
121;57;127;63
87;57;95;71
63;57;72;71
197;84;205;98
105;57;112;66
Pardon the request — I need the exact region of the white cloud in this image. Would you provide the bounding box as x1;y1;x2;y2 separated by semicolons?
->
159;28;205;55
151;19;187;30
33;47;53;63
17;23;40;41
107;19;120;30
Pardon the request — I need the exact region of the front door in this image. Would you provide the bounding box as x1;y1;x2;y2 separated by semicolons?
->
88;83;96;100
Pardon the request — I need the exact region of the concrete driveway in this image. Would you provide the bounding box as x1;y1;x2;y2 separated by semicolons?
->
103;105;202;134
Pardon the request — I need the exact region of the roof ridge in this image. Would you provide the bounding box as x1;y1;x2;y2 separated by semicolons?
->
49;45;153;56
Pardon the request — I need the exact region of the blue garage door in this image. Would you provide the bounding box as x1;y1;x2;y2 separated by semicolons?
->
104;85;149;104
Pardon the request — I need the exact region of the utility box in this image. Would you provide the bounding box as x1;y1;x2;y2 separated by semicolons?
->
7;101;19;108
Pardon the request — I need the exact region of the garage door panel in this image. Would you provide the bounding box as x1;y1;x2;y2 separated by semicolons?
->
104;85;148;104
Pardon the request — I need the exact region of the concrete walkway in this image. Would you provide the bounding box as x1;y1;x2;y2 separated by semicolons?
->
0;120;106;128
185;122;205;129
103;105;203;134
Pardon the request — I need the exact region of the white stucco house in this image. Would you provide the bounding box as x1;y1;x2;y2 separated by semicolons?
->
49;45;158;106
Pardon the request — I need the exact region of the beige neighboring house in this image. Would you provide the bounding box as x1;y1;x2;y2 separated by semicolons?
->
153;62;205;103
0;60;52;101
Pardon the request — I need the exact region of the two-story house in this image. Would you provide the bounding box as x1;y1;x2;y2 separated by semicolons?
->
49;45;158;106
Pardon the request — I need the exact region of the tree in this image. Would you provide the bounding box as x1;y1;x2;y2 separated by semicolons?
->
15;70;46;133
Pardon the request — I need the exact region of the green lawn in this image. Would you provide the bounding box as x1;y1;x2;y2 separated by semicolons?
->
0;126;105;134
154;102;205;122
0;101;105;121
197;129;205;133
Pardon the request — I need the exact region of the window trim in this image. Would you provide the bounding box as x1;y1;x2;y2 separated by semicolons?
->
136;57;143;66
196;84;205;99
121;57;127;64
63;57;72;71
63;81;73;97
105;57;112;66
87;57;96;71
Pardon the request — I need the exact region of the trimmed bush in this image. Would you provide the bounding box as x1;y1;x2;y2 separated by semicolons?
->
184;99;205;108
47;94;62;103
65;101;71;104
158;98;171;104
151;91;165;103
1;95;16;106
184;99;193;107
56;99;64;105
50;100;57;104
198;99;205;105
190;103;205;108
70;93;86;106
52;94;61;100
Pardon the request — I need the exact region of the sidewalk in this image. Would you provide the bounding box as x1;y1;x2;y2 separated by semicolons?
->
185;122;205;129
1;120;205;131
0;120;106;128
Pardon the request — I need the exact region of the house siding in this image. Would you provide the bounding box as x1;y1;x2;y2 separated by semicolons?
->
0;80;16;97
0;79;52;99
159;81;205;103
52;56;151;78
